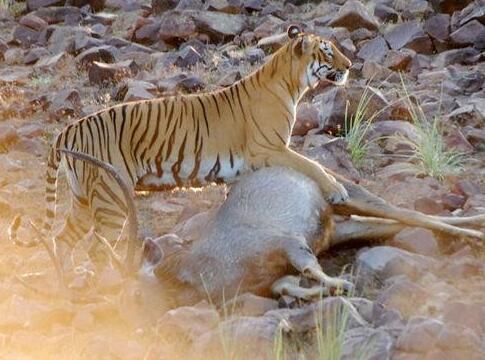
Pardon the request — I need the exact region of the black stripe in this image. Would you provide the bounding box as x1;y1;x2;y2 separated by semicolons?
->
171;132;188;186
197;97;210;135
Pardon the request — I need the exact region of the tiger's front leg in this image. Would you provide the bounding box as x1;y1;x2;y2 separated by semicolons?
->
258;147;349;204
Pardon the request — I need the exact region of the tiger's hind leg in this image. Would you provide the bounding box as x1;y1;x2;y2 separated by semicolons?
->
54;196;93;267
88;175;129;267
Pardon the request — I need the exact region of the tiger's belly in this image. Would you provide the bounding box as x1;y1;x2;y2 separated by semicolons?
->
137;155;246;191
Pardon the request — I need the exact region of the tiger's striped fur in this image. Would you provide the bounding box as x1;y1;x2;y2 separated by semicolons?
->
13;25;353;250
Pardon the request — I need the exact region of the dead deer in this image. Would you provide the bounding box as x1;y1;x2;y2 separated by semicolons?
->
22;151;484;305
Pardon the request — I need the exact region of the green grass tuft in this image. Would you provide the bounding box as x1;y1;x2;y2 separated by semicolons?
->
343;85;383;169
396;76;465;181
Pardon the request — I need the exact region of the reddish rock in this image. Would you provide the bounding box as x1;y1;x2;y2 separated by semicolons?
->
194;10;248;41
430;0;473;14
0;125;19;153
391;228;440;256
133;19;161;45
19;14;48;32
158;11;197;43
396;318;444;353
151;0;178;14
328;0;380;31
444;129;474;152
453;180;480;198
450;20;485;48
76;45;117;69
11;138;44;157
447;105;484;127
383;49;414;71
361;60;393;80
384;21;433;54
293;103;320;136
441;193;465;211
356;36;389;63
88;60;139;85
465;128;485;148
27;0;64;11
414;197;444;215
30;6;82;25
205;0;242;14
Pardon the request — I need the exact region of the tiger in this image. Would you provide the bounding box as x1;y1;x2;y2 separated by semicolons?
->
11;25;353;254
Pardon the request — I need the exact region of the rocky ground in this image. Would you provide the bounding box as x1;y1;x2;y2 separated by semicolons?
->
0;0;484;359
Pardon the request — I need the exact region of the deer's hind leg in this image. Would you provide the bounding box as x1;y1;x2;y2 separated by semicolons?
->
272;275;331;300
280;235;354;295
331;172;485;240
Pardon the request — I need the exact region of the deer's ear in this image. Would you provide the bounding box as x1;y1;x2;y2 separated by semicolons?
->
287;25;301;39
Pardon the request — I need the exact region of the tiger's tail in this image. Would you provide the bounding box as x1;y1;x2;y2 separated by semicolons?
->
8;134;63;247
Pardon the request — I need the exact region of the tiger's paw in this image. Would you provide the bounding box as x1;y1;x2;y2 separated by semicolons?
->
325;181;349;204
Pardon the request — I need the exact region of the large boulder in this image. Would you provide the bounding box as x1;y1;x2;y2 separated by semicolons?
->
328;0;380;31
384;21;433;54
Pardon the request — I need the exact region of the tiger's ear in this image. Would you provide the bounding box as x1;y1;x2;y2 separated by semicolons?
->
287;25;301;39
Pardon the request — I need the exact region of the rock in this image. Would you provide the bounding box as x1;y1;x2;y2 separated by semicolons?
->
243;47;265;64
356;246;435;282
27;0;64;11
175;45;203;68
123;80;156;101
24;47;50;64
67;0;106;12
205;0;242;14
441;193;465;211
328;0;380;31
194;315;279;358
158;303;219;342
152;0;178;14
3;48;24;65
342;327;394;360
377;279;431;319
374;3;398;23
424;14;450;46
450;20;485;48
402;0;432;21
88;60;139;85
49;88;82;117
76;45;117;69
158;11;197;44
433;47;480;67
413;197;444;215
444;127;474;152
11;138;45;157
447;105;484;127
293;103;320;136
317;85;389;133
391;228;440;256
47;25;92;54
30;6;82;24
453;180;480;198
194;10;247;41
19;14;48;32
430;0;473;14
217;70;241;86
442;302;485;335
157;73;206;94
384;21;433;54
396;318;444;353
465;128;485;149
356;36;389;63
383;49;414;71
0;125;19;153
12;26;39;48
361;60;394;81
369;121;421;145
33;52;68;71
224;293;278;317
0;67;32;84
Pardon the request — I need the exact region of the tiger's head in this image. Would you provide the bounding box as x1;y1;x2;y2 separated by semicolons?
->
287;25;352;89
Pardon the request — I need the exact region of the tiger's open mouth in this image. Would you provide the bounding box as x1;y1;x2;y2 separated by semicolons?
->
325;70;348;85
